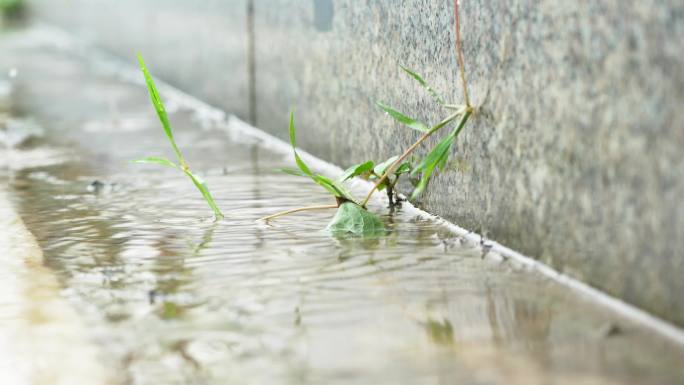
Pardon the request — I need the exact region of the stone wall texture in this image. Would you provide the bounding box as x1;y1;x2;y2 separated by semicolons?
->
26;0;684;326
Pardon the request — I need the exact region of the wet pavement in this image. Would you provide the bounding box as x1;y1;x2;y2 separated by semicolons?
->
1;25;684;385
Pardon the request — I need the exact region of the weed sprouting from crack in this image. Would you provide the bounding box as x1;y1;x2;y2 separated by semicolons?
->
260;0;474;235
259;112;385;236
362;0;474;206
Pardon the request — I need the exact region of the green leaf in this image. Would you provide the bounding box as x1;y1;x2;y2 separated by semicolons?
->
288;110;298;148
400;65;445;105
184;170;224;220
135;54;225;219
287;111;313;176
376;102;429;132
410;111;472;200
411;135;455;200
395;162;411;175
372;156;409;191
340;160;374;181
326;202;386;236
277;168;309;177
285;112;360;202
312;175;342;197
137;54;184;164
314;174;357;203
294;146;313;177
132;156;178;168
373;155;399;176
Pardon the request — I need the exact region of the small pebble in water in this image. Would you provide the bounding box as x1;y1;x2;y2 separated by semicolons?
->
87;180;105;193
86;180;120;193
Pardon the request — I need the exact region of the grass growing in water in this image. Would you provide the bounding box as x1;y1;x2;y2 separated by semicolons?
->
133;54;224;220
339;154;411;207
260;112;385;236
261;0;473;235
361;0;473;205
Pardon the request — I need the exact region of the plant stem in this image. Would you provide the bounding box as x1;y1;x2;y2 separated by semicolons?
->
360;2;472;209
386;178;395;206
361;109;466;207
454;0;470;108
259;204;338;222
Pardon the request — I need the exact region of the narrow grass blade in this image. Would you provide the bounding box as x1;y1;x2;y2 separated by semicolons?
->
288;111;313;176
312;175;343;197
410;128;457;200
376;102;429;132
412;133;454;176
132;156;178;168
314;174;356;203
288;110;298;147
277;168;309;177
400;65;445;105
285;111;359;203
395;162;411;175
184;170;224;219
373;155;399;176
340;160;374;182
411;111;471;200
137;54;184;164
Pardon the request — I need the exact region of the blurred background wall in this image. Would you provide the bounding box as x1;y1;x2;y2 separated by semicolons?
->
25;0;684;326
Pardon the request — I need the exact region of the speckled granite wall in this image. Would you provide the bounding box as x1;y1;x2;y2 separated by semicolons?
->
27;0;684;326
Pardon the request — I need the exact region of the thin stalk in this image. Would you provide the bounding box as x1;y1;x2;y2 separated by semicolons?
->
450;108;472;140
259;204;338;222
387;176;403;206
454;0;470;108
361;109;468;207
362;2;472;208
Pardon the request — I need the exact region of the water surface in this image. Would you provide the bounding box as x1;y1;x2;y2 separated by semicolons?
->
2;26;684;385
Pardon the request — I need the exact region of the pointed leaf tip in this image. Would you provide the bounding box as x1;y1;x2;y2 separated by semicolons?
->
286;111;314;177
399;65;445;105
376;102;429;132
288;111;297;148
340;160;375;182
184;170;224;219
132;156;178;168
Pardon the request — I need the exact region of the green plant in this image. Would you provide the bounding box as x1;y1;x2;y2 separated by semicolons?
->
339;155;411;207
261;0;473;233
360;0;473;205
133;54;224;220
260;112;385;236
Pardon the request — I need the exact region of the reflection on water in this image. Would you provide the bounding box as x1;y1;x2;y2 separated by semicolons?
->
2;26;684;385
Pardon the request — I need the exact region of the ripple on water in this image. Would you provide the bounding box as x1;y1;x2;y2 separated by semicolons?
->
6;42;684;385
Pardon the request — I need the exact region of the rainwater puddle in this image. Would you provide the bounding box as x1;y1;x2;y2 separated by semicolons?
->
2;26;684;385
